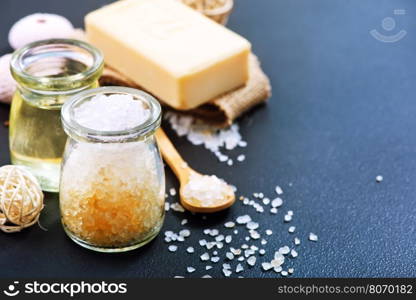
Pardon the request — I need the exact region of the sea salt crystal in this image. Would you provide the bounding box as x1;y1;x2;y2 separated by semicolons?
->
266;229;273;236
206;266;213;270
291;249;298;258
262;198;270;205
226;252;234;260
224;221;235;228
74;94;150;131
236;263;244;273
210;229;219;236
262;262;273;271
376;175;383;183
246;221;259;230
169;188;177;196
186;247;194;253
275;186;283;195
259;249;266;255
288;226;296;233
294;237;301;245
202;275;212;278
181;219;188;226
309;233;318;242
200;253;210;261
166;112;245;162
199;239;207;246
215;235;224;242
281;271;288;277
237;256;245;261
227;159;233;166
213;251;218;256
187;267;195;273
223;269;232;277
211;256;220;263
271;198;283;208
249;230;260;240
234;230;238;235
170;203;185;212
261;239;267;245
270;208;278;214
247;256;256;266
236;215;252;224
273;266;283;273
279;246;290;255
223;263;231;270
179;229;191;237
225;235;232;244
237;154;246;162
288;268;294;274
284;214;292;222
168;245;178;252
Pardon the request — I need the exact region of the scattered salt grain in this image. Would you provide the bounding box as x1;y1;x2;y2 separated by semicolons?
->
237;154;246;162
226;252;234;260
291;249;298;258
181;219;188;225
246;221;259;230
236;215;252;224
281;270;288;277
186;247;194;254
265;229;273;236
288;226;296;233
223;269;232;277
271;197;283;208
179;229;191;237
224;221;235;228
309;233;318;242
168;245;178;252
225;235;232;244
199;239;207;246
247;256;256;266
187;267;195;273
279;246;290;255
294;237;301;245
169;188;177;196
202;275;212;278
259;249;266;255
284;214;292;222
262;262;273;271
270;208;278;214
200;253;210;261
211;256;220;263
262;198;270;205
206;265;212;270
275;186;283;195
236;263;244;273
273;266;283;273
170;203;185;212
376;175;383;183
288;268;294;274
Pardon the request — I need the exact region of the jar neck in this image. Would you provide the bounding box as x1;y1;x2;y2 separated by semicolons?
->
11;39;103;108
62;87;162;143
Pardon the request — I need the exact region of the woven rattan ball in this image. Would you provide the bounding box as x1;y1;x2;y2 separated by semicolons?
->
0;165;44;233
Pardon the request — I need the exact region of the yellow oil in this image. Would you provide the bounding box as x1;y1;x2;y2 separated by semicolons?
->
9;92;67;192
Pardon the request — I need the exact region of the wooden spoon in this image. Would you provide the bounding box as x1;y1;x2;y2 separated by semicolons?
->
155;128;235;213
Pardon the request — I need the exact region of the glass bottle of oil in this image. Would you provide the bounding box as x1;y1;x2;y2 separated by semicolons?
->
9;39;103;192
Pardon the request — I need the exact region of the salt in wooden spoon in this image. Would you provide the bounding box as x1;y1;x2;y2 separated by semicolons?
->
155;128;235;213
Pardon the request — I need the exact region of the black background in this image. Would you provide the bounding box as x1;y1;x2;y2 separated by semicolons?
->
0;0;416;278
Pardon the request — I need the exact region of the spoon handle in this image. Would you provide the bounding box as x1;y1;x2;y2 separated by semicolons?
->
155;128;191;182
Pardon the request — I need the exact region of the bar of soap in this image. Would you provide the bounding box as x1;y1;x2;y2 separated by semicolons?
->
85;0;251;110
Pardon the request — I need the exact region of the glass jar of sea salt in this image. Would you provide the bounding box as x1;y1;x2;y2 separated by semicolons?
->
60;87;165;252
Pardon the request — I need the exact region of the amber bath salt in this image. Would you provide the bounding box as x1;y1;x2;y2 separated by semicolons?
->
60;87;165;252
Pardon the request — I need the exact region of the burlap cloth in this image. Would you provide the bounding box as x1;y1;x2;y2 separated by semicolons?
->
73;29;271;127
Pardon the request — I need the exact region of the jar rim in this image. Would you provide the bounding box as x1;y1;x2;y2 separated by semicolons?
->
61;86;162;142
10;38;103;91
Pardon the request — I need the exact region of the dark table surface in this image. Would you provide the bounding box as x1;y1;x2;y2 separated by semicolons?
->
0;0;415;278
